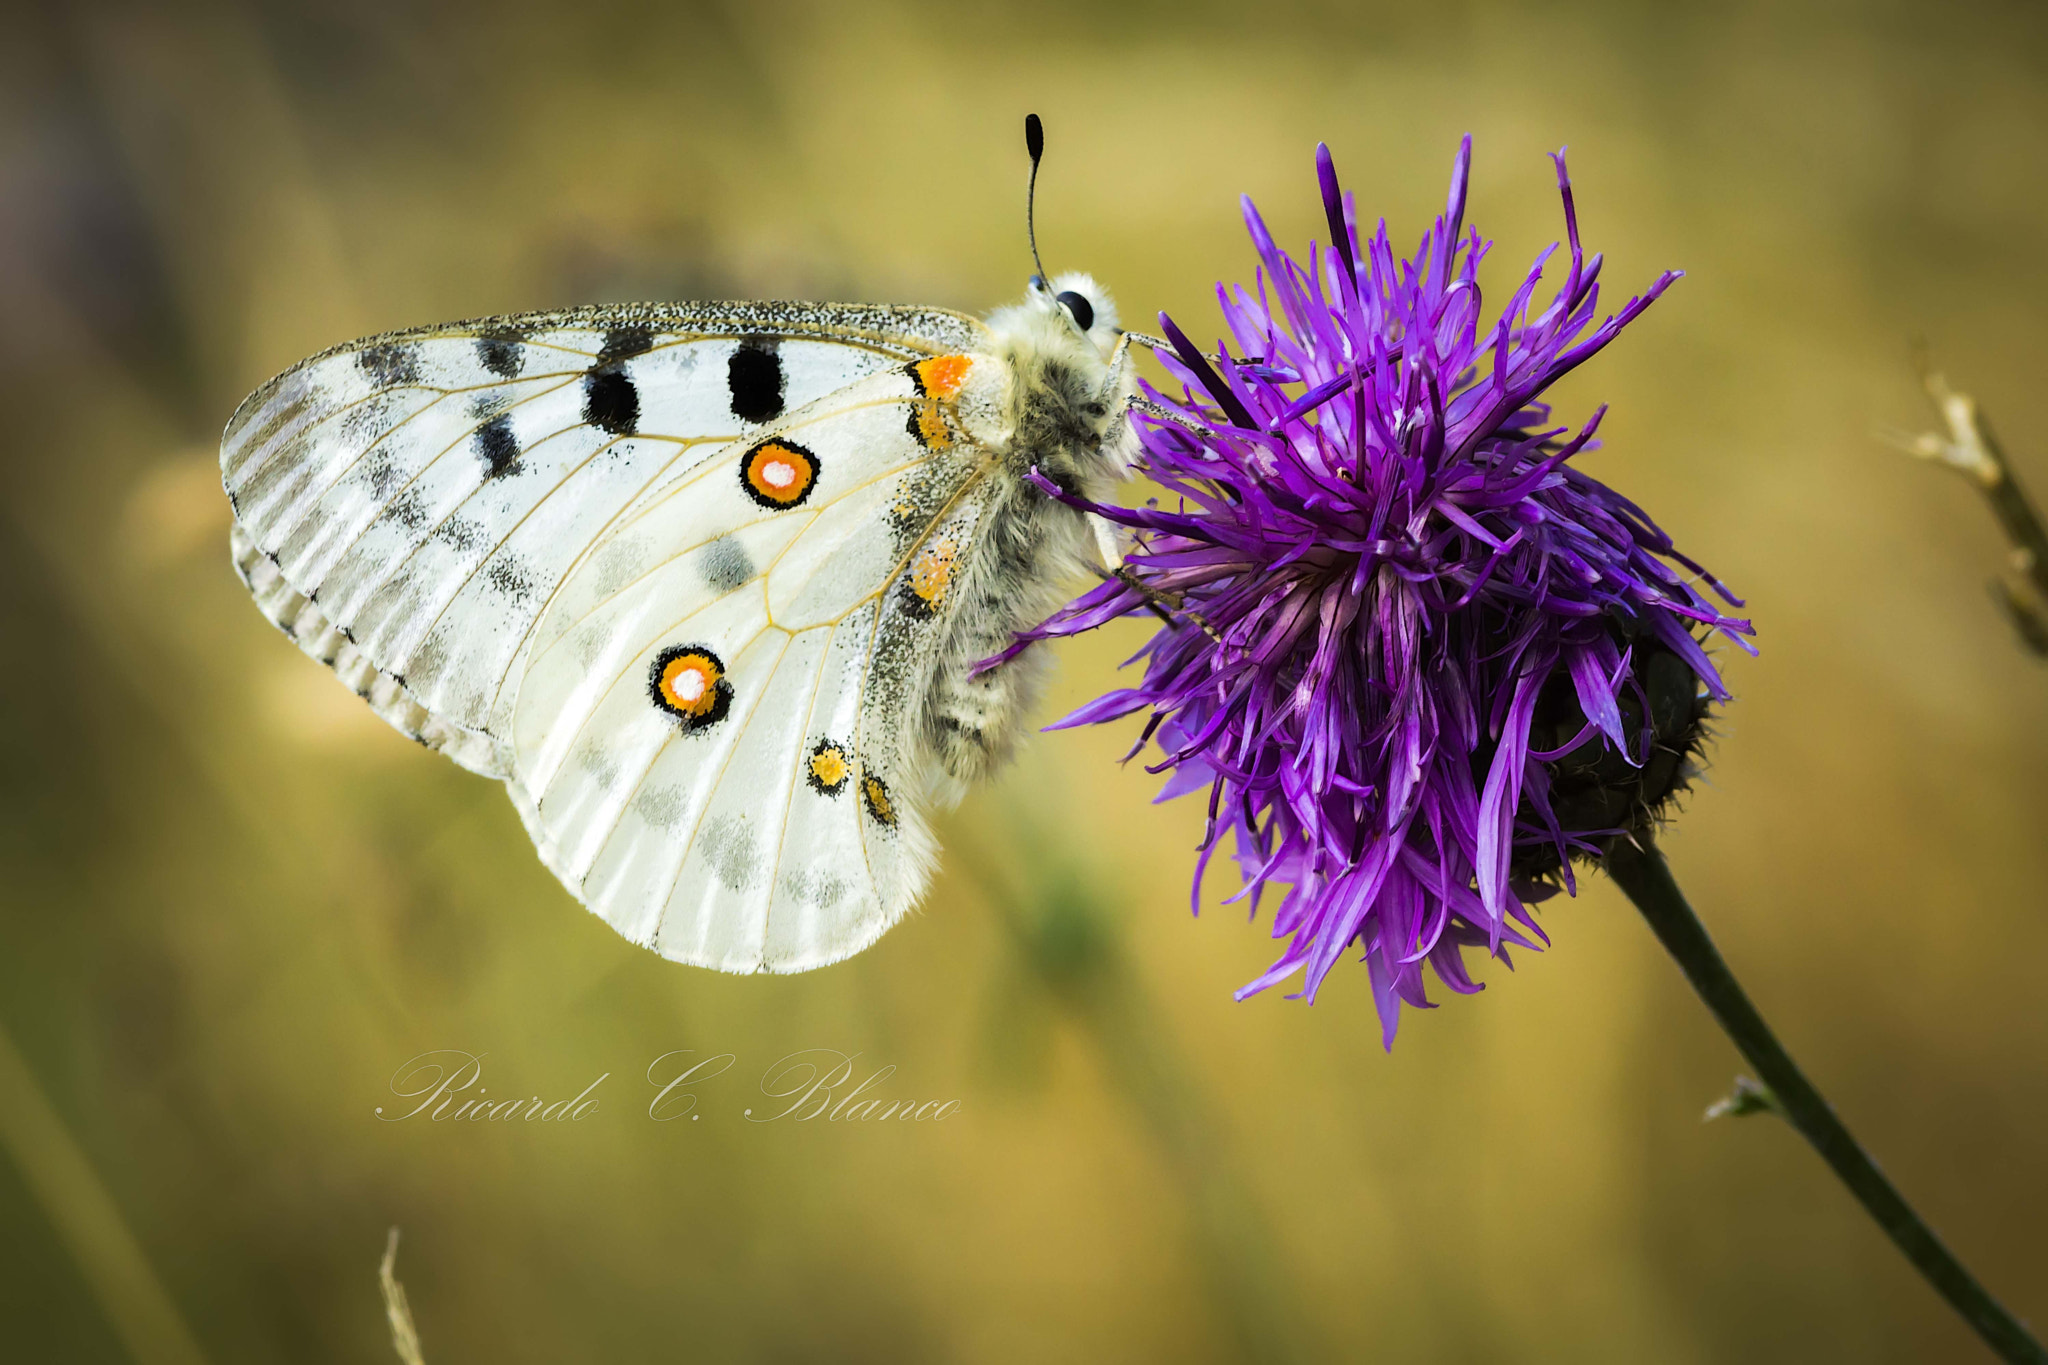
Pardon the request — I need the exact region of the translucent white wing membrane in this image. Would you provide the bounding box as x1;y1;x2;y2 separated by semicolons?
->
223;302;997;971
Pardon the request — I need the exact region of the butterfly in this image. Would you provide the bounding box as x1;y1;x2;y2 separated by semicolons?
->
220;119;1145;973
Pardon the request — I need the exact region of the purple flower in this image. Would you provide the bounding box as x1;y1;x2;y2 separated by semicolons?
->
1001;137;1754;1046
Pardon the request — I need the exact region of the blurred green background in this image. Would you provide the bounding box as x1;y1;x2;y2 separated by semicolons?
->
3;1;2046;1360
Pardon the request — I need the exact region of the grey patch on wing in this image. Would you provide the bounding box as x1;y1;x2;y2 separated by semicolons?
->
698;535;754;592
699;814;764;891
781;867;849;910
635;785;687;830
444;679;488;725
340;394;395;446
435;516;488;554
567;621;612;669
385;486;431;532
588;535;653;597
358;342;423;388
362;448;403;501
485;553;535;604
406;632;447;691
886;450;975;553
864;608;923;728
469;391;510;421
271;367;315;410
575;738;620;788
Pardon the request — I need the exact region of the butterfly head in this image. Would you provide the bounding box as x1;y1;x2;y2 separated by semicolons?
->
985;271;1136;487
999;270;1121;366
1027;270;1120;355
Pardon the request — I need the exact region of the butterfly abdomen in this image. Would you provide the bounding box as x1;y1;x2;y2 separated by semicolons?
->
911;481;1090;797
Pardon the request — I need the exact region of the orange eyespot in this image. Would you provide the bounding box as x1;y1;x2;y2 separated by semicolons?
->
740;439;819;508
911;354;973;400
650;645;731;729
806;740;850;796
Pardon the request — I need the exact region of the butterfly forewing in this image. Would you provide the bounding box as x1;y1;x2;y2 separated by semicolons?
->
222;302;983;780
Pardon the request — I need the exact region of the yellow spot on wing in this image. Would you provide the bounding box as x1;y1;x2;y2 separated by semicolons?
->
807;742;850;794
909;535;958;607
912;398;952;449
861;773;896;826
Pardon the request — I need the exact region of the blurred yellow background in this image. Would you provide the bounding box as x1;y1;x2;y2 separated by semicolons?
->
3;1;2045;1361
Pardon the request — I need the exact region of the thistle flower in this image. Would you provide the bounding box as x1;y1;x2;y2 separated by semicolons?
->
1002;137;1754;1046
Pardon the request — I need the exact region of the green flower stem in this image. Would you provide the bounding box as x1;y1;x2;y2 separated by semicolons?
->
1605;836;2046;1364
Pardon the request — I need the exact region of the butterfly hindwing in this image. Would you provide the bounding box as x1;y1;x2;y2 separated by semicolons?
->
222;302;984;778
508;364;996;971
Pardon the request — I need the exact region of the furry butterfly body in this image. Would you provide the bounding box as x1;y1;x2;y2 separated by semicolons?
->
222;277;1135;971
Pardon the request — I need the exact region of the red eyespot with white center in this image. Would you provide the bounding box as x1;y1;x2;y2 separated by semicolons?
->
649;645;732;730
740;438;819;509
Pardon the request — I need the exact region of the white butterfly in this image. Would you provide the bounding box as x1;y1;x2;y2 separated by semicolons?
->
222;270;1141;972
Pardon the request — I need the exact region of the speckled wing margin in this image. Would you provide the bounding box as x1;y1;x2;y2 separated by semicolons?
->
221;300;994;971
222;301;985;780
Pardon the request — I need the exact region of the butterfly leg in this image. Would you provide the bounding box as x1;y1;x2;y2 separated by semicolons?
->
1098;330;1139;406
1087;512;1126;572
1121;394;1216;441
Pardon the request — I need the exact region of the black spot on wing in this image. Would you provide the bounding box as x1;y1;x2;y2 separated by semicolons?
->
699;535;755;591
728;339;784;422
475;414;520;479
475;331;525;379
582;328;650;436
584;370;638;436
598;326;655;366
358;343;422;387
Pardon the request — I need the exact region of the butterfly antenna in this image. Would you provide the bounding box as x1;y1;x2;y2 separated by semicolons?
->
1024;113;1050;286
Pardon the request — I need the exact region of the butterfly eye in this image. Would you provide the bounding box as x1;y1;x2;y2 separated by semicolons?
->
1055;290;1095;332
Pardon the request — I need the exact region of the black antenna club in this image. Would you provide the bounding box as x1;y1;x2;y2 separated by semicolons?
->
1024;113;1049;286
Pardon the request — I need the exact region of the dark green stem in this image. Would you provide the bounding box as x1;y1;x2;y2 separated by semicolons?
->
1605;837;2045;1364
